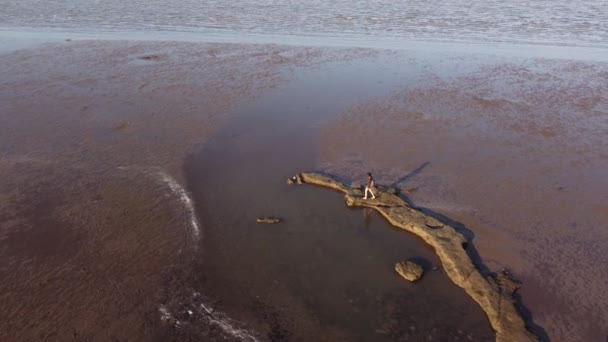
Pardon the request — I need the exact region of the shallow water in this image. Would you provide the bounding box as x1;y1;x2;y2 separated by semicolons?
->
1;0;607;48
179;59;495;340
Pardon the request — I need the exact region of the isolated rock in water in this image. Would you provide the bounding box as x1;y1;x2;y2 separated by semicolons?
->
112;120;132;131
395;261;424;282
256;217;281;224
139;54;162;61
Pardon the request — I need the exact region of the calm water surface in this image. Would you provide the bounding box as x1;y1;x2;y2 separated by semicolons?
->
1;0;607;47
178;57;495;341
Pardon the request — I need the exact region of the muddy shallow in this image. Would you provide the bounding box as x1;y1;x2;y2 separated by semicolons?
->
0;38;607;341
180;88;494;340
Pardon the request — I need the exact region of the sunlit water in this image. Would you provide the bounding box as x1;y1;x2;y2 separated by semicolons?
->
1;0;607;47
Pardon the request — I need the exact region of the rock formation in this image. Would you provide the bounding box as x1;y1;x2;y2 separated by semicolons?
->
395;261;424;282
292;172;539;342
256;217;281;224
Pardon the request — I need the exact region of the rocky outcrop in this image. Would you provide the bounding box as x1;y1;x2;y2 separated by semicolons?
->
395;261;424;282
293;172;538;342
286;174;304;185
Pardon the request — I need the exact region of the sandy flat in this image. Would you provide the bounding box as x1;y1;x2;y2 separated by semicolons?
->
318;53;608;341
0;40;376;341
1;37;606;341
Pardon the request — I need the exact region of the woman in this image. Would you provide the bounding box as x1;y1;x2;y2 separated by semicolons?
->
363;172;376;200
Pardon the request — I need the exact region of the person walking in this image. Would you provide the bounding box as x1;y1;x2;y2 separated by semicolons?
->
363;172;376;200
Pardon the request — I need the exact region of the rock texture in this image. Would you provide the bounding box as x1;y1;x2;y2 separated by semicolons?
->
395;261;424;282
294;172;539;342
256;217;281;224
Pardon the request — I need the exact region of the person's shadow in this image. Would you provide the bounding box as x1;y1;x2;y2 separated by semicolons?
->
390;161;430;188
389;162;550;342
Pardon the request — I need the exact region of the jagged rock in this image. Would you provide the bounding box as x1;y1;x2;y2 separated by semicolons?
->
256;217;281;224
386;187;400;195
300;172;349;192
139;55;162;61
287;174;304;185
295;171;539;342
395;261;424;282
424;216;444;229
497;269;521;294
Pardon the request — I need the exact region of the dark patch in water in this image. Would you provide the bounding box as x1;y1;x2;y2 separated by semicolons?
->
251;300;292;342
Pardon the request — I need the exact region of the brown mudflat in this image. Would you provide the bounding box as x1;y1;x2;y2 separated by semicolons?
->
1;36;606;341
0;40;376;341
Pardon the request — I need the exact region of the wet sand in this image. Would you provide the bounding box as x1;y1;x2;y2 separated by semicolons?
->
0;161;187;341
318;54;608;340
0;39;382;341
0;36;606;341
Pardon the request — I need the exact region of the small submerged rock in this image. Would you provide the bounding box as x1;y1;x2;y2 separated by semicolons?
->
286;174;304;185
395;261;424;282
139;54;162;61
112;120;132;131
256;217;281;224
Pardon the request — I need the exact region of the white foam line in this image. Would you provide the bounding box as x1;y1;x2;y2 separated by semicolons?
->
159;305;173;321
200;303;259;342
158;299;259;342
156;171;201;242
126;168;257;340
116;166;201;245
